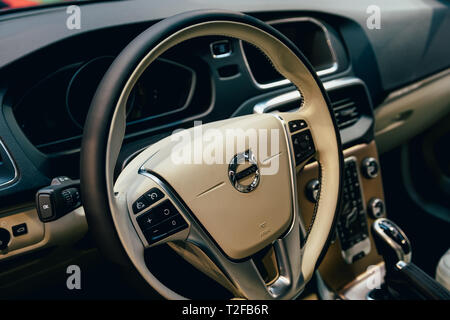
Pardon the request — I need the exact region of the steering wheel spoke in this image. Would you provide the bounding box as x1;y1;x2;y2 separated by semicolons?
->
131;168;277;299
183;200;306;300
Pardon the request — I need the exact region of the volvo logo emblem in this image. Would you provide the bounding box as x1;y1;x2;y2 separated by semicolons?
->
228;150;260;193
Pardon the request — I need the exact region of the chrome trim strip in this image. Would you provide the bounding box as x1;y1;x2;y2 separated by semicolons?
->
318;63;339;78
0;138;19;188
241;17;339;90
396;260;408;270
121;146;147;172
322;77;366;91
253;77;366;115
316;271;338;300
254;90;301;114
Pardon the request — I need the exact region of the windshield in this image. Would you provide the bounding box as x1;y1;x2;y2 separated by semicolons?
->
0;0;89;12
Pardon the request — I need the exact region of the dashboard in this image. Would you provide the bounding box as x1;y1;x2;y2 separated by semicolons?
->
0;0;448;214
8;16;363;156
0;0;449;298
0;7;375;178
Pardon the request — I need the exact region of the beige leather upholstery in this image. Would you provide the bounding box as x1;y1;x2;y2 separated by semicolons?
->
141;115;292;260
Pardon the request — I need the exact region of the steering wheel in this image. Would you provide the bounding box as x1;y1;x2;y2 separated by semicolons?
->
80;10;343;300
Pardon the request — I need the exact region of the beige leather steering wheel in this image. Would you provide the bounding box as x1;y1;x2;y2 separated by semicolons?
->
80;10;343;300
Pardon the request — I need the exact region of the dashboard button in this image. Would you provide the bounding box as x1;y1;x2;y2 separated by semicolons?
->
361;157;379;179
0;228;11;250
12;223;28;237
368;198;385;219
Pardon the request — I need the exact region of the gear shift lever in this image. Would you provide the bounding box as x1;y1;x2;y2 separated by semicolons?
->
372;218;411;269
371;218;450;299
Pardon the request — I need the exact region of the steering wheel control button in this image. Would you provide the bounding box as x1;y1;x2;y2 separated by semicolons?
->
12;223;28;237
161;215;188;233
38;194;54;220
133;196;149;214
368;198;385;219
210;40;232;58
133;188;165;214
305;179;320;203
61;188;81;209
143;215;188;245
291;130;315;165
0;228;11;250
361;157;379;179
143;188;164;205
137;200;178;231
288;119;307;133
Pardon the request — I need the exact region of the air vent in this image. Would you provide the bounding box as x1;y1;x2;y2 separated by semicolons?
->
326;80;371;132
248;78;373;145
331;97;360;129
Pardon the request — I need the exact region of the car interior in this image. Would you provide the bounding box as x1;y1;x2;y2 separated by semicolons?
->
0;0;449;301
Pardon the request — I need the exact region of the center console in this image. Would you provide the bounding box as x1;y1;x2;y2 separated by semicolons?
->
298;141;386;294
336;157;370;264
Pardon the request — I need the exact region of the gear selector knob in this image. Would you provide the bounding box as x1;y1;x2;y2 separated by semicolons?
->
372;218;412;268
